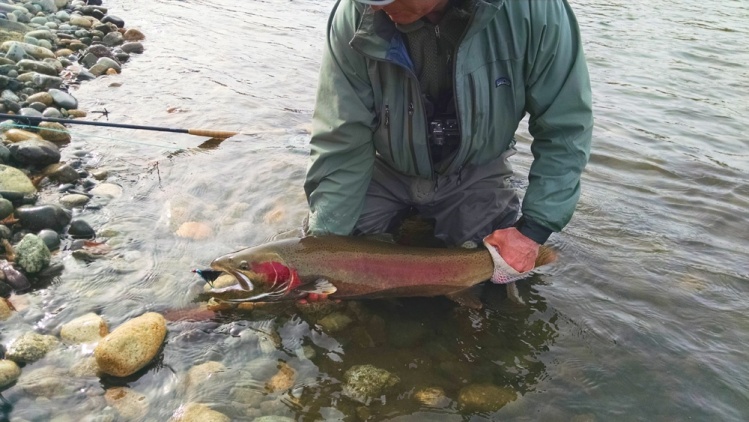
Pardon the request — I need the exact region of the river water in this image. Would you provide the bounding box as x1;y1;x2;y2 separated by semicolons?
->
4;0;749;420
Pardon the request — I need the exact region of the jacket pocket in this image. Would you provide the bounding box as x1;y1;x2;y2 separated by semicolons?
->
466;60;520;154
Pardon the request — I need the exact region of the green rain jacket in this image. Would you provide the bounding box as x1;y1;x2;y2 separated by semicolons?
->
305;0;593;237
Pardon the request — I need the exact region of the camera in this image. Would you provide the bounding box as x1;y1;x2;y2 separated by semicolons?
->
429;118;460;146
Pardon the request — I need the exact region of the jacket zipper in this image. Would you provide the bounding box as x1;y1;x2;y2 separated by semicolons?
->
384;104;394;162
444;8;478;174
407;84;419;173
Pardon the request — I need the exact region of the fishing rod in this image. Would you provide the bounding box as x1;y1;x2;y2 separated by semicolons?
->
0;112;239;139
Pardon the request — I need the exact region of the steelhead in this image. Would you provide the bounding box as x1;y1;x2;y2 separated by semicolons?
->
203;236;556;307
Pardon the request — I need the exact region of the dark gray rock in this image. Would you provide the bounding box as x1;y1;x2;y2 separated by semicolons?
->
0;281;11;298
14;204;71;231
27;102;47;112
0;198;12;220
102;15;124;28
85;44;112;58
67;219;95;239
48;88;78;109
0;225;11;240
102;31;123;47
37;229;60;251
8;139;61;167
120;42;143;54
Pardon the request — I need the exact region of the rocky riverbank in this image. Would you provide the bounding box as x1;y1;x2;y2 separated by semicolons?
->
0;0;161;416
0;0;143;303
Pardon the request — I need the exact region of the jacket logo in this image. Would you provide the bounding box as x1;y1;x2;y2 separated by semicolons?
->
495;77;511;88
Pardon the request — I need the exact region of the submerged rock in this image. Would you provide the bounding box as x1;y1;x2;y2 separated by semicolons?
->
6;331;59;363
104;387;149;421
265;361;296;393
457;383;516;412
16;365;75;397
60;312;108;343
169;402;230;422
94;312;167;377
342;364;400;404
414;386;449;407
0;359;21;389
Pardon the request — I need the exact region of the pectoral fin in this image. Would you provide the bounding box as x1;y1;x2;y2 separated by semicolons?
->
446;287;483;309
299;279;338;296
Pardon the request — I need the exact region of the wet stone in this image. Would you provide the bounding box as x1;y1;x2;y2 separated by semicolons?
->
0;359;21;388
0;165;36;196
101;15;124;28
43;162;79;183
19;107;43;118
42;107;63;118
68;219;95;239
28;101;48;112
104;387;149;421
0;197;12;219
342;365;400;404
85;44;112;59
14;233;51;273
0;283;12;299
102;31;123;47
120;42;143;54
169;402;230;422
8;139;61;167
317;312;353;333
458;383;516;413
60;193;90;209
95;312;167;377
6;332;59;363
39;122;71;144
60;312;109;343
0;297;12;318
48;88;78;109
17;366;75;398
36;229;60;251
15;204;72;231
123;28;145;41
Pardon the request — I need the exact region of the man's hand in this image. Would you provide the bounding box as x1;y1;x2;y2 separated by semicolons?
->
484;227;540;273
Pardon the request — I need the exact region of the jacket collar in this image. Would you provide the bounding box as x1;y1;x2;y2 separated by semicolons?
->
349;0;504;62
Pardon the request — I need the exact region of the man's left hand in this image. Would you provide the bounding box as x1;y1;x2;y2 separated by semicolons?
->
484;227;540;273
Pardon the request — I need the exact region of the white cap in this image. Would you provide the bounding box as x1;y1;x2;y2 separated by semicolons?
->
354;0;396;5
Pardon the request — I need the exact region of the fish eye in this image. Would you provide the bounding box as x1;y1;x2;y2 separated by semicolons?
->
239;260;249;270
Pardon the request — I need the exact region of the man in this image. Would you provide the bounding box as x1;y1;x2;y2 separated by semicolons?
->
304;0;592;273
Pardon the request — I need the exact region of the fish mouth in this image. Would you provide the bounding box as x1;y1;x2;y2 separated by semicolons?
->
204;266;290;303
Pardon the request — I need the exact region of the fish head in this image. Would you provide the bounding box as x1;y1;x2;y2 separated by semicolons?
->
207;245;302;302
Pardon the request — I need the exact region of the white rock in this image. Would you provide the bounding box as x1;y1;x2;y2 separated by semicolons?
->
60;312;109;343
89;183;123;198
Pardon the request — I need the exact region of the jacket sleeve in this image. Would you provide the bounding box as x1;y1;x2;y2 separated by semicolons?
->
522;0;593;236
304;0;377;236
